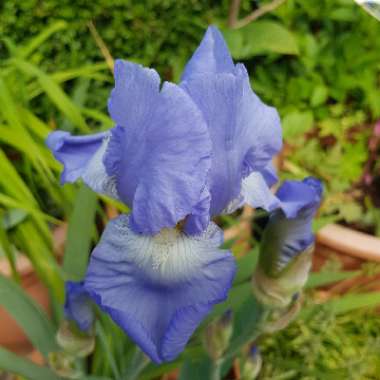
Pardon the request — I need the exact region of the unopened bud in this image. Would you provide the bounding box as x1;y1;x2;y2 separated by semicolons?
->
48;351;81;379
252;178;322;308
241;346;262;380
262;294;303;334
203;310;233;360
252;245;313;308
56;320;95;358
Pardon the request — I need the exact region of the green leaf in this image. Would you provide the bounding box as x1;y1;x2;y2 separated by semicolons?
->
179;354;212;380
326;292;380;314
234;248;258;285
310;84;329;107
18;21;67;59
0;347;60;380
306;270;360;289
61;78;91;132
63;184;97;281
0;274;58;356
0;78;51;173
282;110;314;139
224;296;266;360
1;209;28;230
223;21;299;59
12;59;89;132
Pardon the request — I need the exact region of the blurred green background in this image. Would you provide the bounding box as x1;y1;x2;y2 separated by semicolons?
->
1;0;380;379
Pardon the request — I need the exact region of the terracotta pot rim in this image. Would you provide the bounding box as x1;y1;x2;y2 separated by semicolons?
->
317;223;380;263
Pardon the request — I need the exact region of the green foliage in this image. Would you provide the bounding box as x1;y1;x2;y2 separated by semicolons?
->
223;20;299;58
0;274;58;357
0;347;60;380
63;185;98;281
234;0;380;234
260;307;380;379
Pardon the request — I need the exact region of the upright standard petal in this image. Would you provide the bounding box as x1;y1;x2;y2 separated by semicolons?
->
181;26;235;81
105;61;211;234
181;64;282;217
84;214;236;363
46;131;119;200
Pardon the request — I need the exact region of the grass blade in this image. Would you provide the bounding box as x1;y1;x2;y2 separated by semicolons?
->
326;292;380;314
0;274;58;356
18;21;67;59
63;184;97;281
0;347;60;380
13;59;89;132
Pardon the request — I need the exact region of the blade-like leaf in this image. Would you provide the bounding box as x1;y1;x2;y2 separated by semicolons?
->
179;354;212;380
306;270;360;289
326;292;380;314
0;274;58;356
18;20;67;59
63;184;97;281
234;247;259;285
0;347;60;380
12;59;89;132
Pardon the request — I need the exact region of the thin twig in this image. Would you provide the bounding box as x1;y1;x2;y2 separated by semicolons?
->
87;21;114;72
232;0;286;29
228;0;242;28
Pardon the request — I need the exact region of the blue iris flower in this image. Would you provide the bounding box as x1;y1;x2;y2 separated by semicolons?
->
48;26;292;363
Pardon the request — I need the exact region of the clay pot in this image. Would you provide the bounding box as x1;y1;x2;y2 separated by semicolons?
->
313;224;380;298
314;223;380;271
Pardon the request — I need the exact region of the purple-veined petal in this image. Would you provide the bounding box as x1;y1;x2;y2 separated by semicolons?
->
184;187;211;235
275;177;322;219
108;60;160;128
181;65;282;217
46;131;119;200
261;177;323;275
105;61;211;234
64;281;94;332
84;214;236;363
223;162;280;214
181;26;235;81
259;162;278;187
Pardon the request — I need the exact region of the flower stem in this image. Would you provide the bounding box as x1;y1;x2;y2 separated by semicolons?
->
210;359;222;380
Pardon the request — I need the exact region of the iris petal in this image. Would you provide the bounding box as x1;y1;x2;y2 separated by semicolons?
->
105;61;211;234
182;65;281;216
84;214;236;363
46;131;119;199
275;178;322;218
223;163;279;214
181;26;235;81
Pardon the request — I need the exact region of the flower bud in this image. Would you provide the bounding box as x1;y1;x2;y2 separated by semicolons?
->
203;310;233;360
56;320;95;358
241;346;262;380
48;351;81;379
261;294;303;334
252;178;322;308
